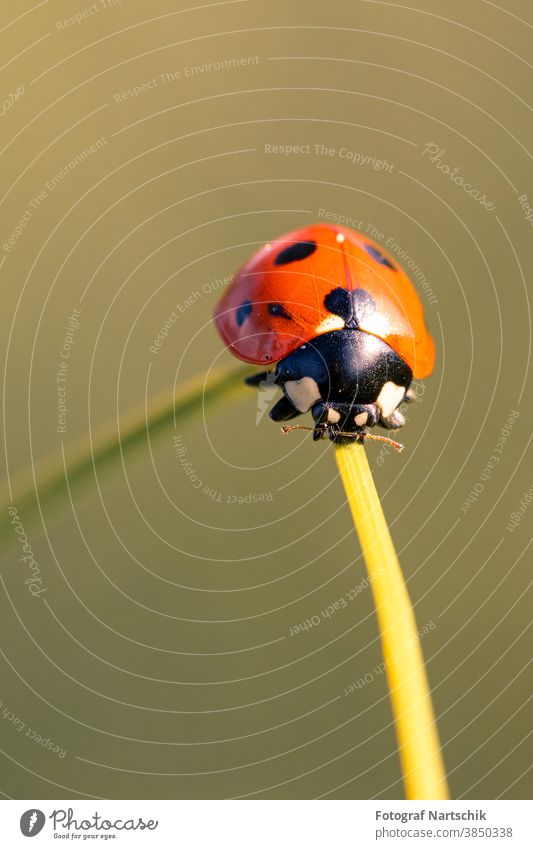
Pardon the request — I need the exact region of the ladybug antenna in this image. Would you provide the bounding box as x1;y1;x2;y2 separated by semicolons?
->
363;433;405;453
281;425;404;453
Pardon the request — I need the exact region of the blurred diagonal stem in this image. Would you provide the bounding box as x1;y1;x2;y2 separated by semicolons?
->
335;442;449;800
1;365;250;547
3;366;449;800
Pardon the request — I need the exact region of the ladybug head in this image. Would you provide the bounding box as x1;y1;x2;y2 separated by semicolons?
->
270;329;412;444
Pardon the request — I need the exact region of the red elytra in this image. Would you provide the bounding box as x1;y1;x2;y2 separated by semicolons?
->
214;223;435;378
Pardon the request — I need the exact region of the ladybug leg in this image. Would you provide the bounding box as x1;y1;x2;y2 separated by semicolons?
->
310;402;379;443
379;408;406;430
310;403;331;441
376;383;417;427
321;425;366;445
310;421;357;443
349;404;380;428
269;395;300;422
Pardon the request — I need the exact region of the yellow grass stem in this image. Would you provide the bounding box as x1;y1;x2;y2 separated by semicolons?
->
335;441;449;800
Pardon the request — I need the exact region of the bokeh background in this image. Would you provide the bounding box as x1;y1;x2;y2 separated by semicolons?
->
0;0;531;800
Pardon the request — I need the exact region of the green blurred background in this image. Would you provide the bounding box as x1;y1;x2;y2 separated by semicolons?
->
0;0;531;799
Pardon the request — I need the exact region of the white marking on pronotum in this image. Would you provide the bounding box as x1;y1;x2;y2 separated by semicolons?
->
376;382;405;417
284;377;321;412
327;408;341;423
314;315;345;334
355;412;368;426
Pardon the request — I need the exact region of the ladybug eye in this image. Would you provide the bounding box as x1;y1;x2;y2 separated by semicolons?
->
364;244;396;271
274;240;317;265
268;303;292;319
236;300;252;326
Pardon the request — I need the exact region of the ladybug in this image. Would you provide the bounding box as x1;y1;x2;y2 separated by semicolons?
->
214;223;435;444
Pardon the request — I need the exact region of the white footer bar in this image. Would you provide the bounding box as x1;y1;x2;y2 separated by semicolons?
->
1;799;529;848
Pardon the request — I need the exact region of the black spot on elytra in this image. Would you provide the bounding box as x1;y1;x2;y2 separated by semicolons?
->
364;244;397;271
324;287;376;328
236;300;252;326
268;302;292;319
274;240;317;266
